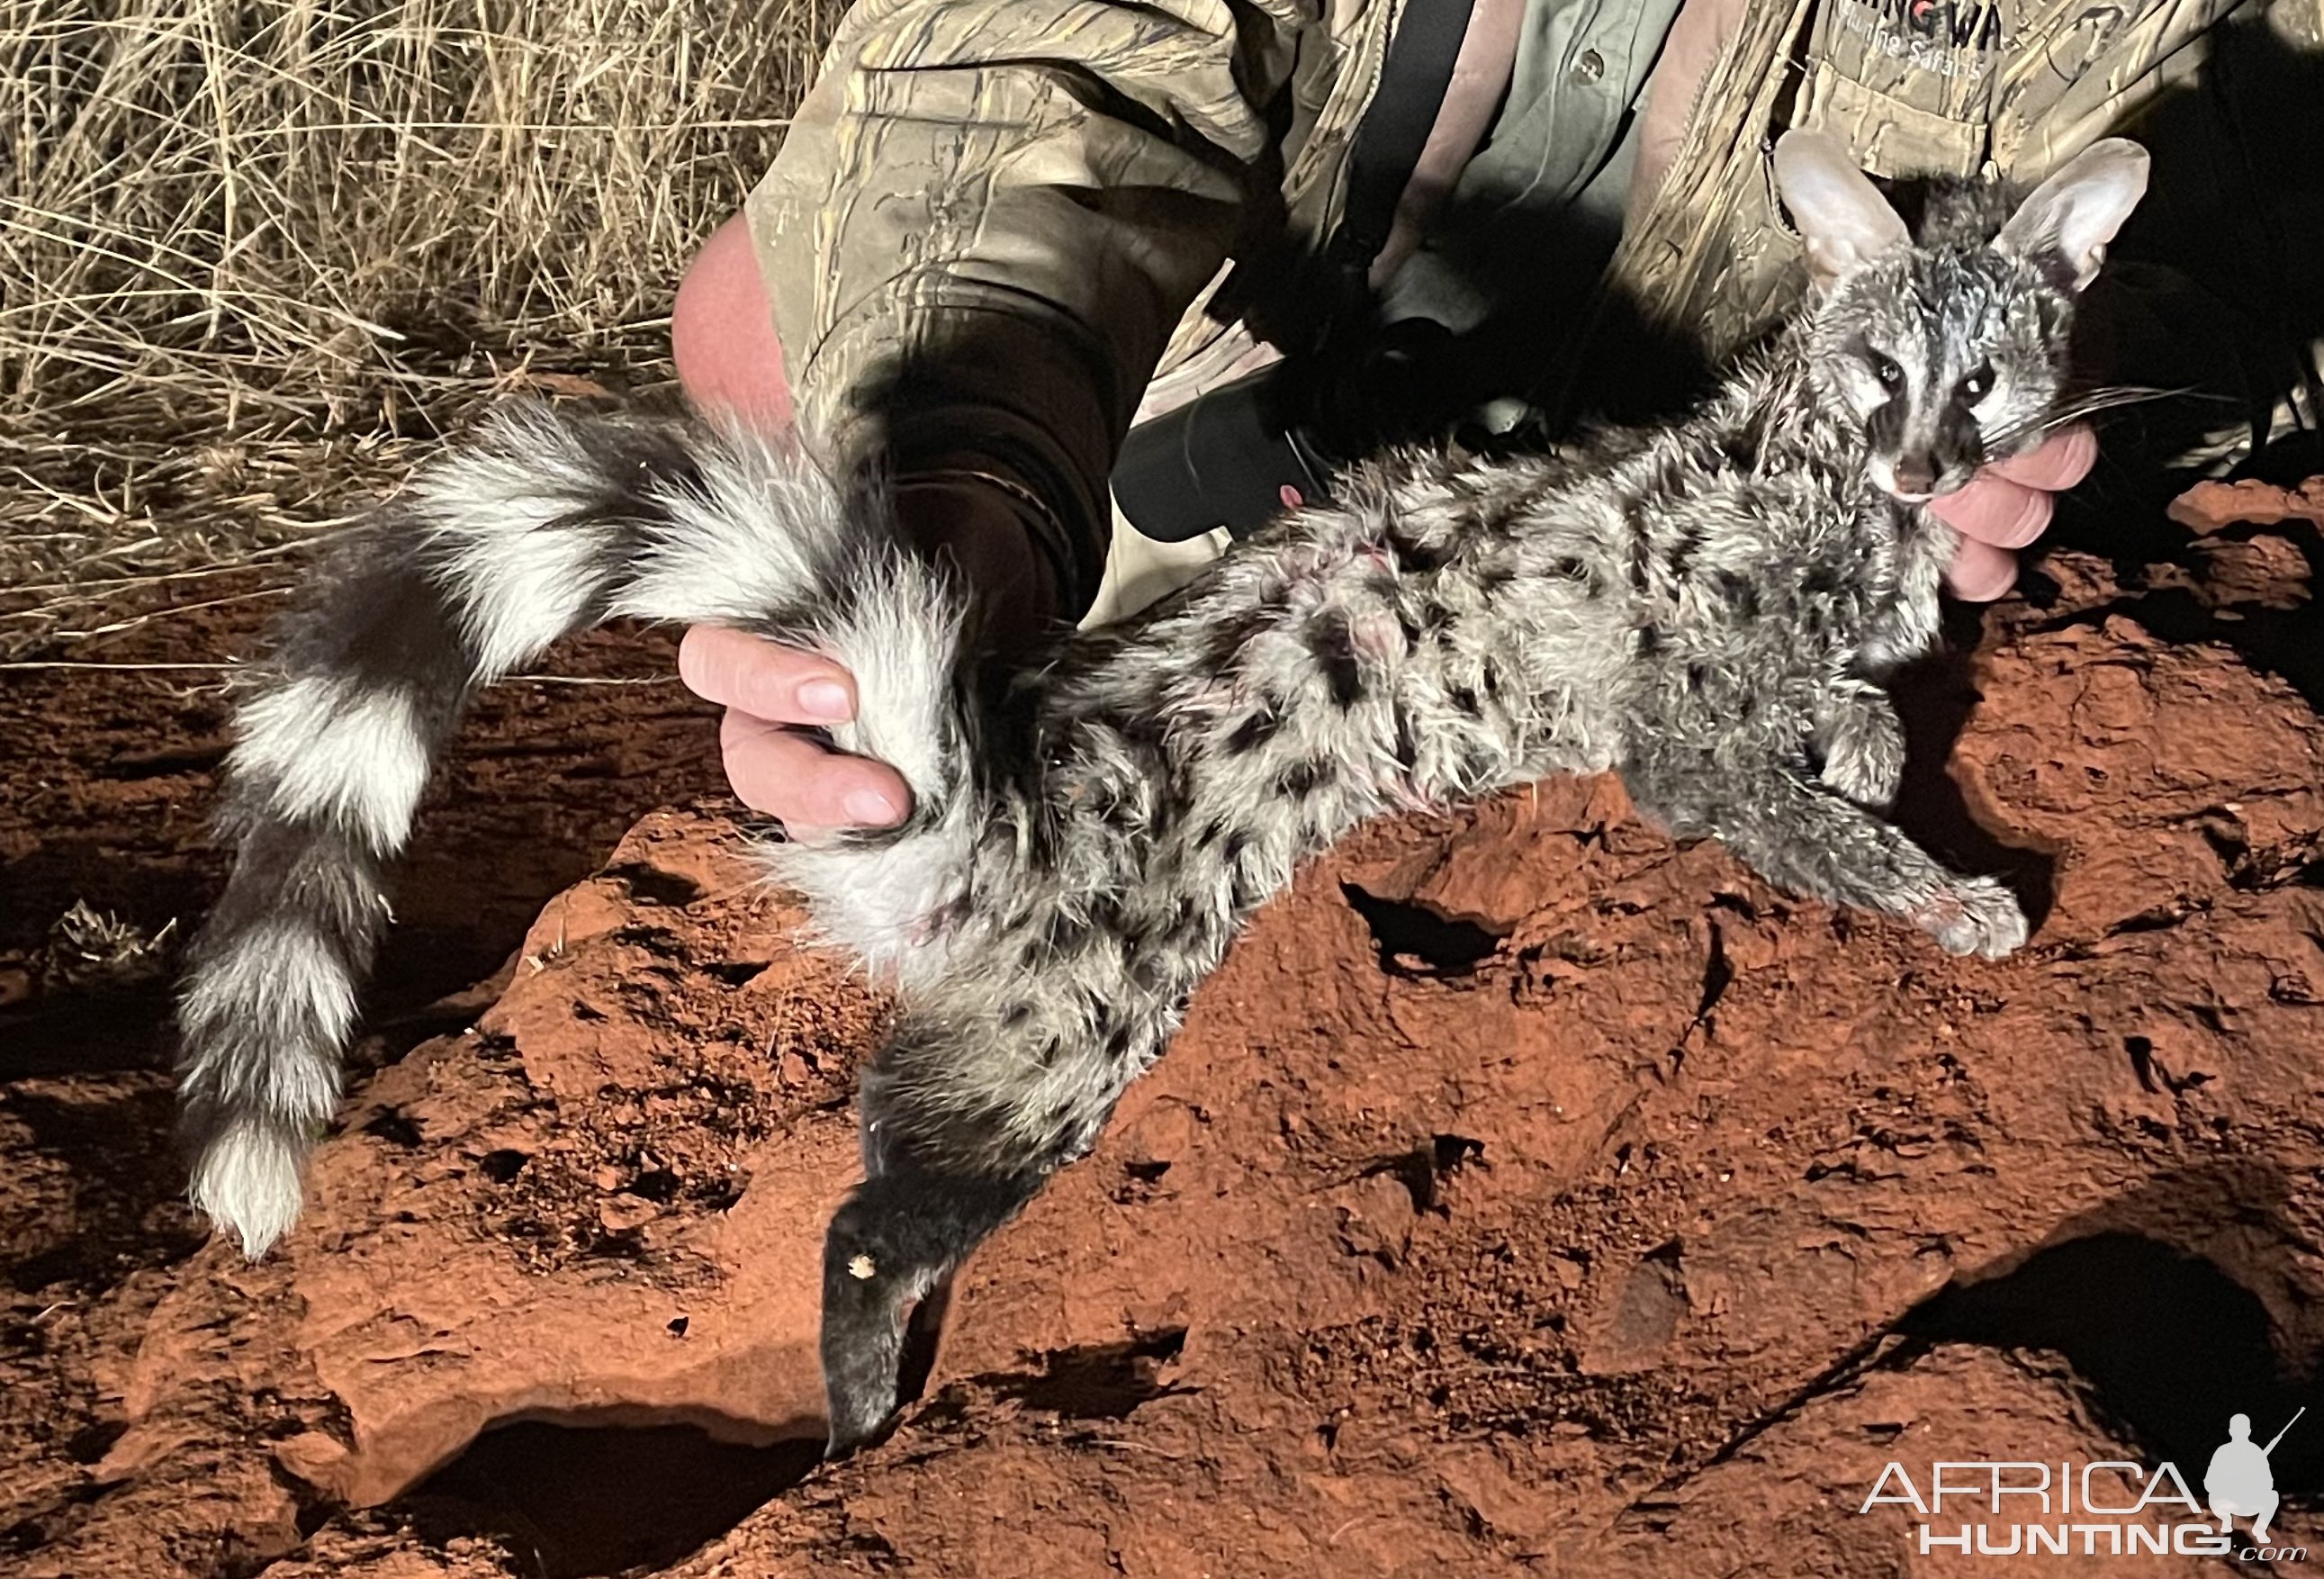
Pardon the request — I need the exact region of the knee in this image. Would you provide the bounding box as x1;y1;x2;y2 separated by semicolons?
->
672;212;794;430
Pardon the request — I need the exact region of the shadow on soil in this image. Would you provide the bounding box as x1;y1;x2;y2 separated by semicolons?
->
392;1413;826;1579
1899;1229;2321;1505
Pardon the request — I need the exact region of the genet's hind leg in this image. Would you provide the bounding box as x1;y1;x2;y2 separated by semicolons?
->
821;1141;1042;1457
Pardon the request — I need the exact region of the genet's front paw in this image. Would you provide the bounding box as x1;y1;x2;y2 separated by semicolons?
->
1914;877;2028;959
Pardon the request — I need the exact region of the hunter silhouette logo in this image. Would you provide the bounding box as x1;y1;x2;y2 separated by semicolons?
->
2205;1408;2303;1543
1858;1403;2310;1561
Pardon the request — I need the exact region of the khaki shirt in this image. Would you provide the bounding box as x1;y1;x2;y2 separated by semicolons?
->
747;0;2300;615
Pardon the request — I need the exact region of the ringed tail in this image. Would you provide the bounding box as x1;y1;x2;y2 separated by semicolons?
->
176;404;973;1256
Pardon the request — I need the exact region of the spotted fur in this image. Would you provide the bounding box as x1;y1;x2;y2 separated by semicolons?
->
174;131;2148;1456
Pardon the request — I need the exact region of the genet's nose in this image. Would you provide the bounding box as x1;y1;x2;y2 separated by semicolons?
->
1891;456;1937;495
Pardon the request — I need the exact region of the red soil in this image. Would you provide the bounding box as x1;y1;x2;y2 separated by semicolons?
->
5;485;2322;1578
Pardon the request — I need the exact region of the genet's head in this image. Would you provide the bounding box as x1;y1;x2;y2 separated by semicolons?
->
1772;130;2148;502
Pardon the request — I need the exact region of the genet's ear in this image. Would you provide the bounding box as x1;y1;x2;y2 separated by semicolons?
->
1774;130;1912;291
1993;139;2149;291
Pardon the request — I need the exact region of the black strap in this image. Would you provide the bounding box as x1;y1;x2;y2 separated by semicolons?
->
1325;0;1481;283
1110;0;1479;546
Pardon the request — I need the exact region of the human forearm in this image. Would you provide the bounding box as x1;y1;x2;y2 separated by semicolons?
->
743;0;1316;611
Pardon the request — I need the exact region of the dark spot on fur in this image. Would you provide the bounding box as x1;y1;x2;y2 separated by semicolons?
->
1399;599;1458;647
1714;572;1759;619
1664;521;1704;579
1308;612;1365;708
1389;528;1455;573
1129;950;1168;992
1626;515;1654;591
1637;625;1662;656
1230;866;1266;910
1447;683;1481;715
1046;912;1094;958
1276;759;1334;799
1226;709;1282;755
1114;708;1167;752
1170;917;1215;961
1199;606;1274;672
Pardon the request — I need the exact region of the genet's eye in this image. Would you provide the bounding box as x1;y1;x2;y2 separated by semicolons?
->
1867;350;1905;393
1957;362;1994;403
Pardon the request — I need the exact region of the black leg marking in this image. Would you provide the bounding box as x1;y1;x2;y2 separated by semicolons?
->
821;1153;1043;1457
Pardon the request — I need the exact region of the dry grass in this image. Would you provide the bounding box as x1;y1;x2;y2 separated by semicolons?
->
39;898;179;989
0;0;842;655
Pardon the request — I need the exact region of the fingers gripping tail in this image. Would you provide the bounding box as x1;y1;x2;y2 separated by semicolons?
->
176;403;968;1257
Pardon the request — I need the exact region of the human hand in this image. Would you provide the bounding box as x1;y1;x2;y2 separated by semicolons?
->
680;626;913;833
1932;424;2099;600
679;483;1058;834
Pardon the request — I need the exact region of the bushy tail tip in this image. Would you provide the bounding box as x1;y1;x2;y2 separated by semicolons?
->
188;1114;310;1259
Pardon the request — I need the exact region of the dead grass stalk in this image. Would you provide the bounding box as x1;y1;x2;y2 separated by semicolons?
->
0;0;841;654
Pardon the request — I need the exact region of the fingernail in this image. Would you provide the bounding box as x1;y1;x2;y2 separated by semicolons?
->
844;789;901;826
797;679;852;721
